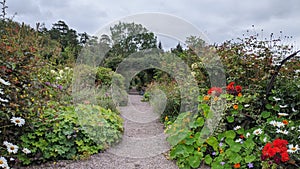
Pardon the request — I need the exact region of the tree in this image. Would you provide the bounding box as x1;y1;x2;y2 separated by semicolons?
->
102;22;158;70
48;20;80;63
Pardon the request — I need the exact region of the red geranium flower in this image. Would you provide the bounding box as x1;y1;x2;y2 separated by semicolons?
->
207;87;222;96
262;138;289;164
235;85;242;93
280;152;289;162
226;82;242;96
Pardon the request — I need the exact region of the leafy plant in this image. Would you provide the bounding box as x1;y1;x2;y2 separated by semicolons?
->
20;103;123;165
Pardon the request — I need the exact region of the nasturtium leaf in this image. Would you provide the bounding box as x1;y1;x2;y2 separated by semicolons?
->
188;155;201;168
261;111;270;118
204;155;213;165
225;130;236;139
266;104;272;109
231;143;242;152
245;155;256;163
227;116;234;123
207;136;219;151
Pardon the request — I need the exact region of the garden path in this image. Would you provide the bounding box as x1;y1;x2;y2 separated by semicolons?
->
22;95;210;169
21;95;172;169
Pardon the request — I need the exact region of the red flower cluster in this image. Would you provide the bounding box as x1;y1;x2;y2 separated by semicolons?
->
207;87;222;96
226;82;242;96
262;139;289;164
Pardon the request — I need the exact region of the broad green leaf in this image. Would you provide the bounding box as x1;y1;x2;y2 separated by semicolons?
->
188;155;201;168
227;116;234;123
225;130;236;139
266;104;272;109
261;111;270;118
245;155;256;163
206;136;218;151
230;143;242;152
204;155;213;165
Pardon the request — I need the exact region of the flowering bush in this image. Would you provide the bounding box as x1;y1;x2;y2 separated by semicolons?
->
166;82;300;169
0;20;125;168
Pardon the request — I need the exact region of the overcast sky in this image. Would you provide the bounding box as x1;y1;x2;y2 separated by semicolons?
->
6;0;300;50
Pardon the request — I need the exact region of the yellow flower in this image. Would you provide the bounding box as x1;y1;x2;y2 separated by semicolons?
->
165;116;168;121
214;96;218;101
238;93;242;97
219;148;223;154
197;147;201;152
233;104;239;110
203;95;210;101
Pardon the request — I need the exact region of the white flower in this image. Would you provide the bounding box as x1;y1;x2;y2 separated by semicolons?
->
191;72;196;77
269;121;285;128
10;117;25;127
0;97;9;103
235;138;243;143
279;105;288;108
4;142;18;154
263;137;267;142
253;128;263;135
9;158;14;161
246;132;251;138
56;76;61;80
278;113;289;116
276;122;285;128
273;97;281;101
0;156;8;168
0;88;4;94
22;148;31;154
234;126;241;131
276;129;288;135
287;144;299;153
3;141;10;147
59;69;64;75
292;107;297;112
276;128;282;133
50;70;56;74
64;67;70;70
0;78;11;86
291;127;295;130
244;104;250;108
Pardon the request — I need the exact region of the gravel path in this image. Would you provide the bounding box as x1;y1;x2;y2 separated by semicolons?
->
21;95;178;169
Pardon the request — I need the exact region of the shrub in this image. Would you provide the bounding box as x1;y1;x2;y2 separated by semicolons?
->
19;103;123;165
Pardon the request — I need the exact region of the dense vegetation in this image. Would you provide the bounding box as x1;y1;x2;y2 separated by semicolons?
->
0;2;299;168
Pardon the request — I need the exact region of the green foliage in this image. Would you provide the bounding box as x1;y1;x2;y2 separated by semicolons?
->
20;103;123;165
102;22;158;70
166;85;300;169
146;80;181;121
75;104;123;146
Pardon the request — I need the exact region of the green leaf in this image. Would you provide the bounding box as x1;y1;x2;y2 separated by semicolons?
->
273;105;280;111
225;130;236;139
185;137;196;145
231;110;239;115
245;155;256;163
230;143;242;152
266;104;272;109
227;116;234;123
188;155;201;168
167;130;189;146
206;136;218;151
196;117;204;127
261;111;271;118
204;155;213;165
